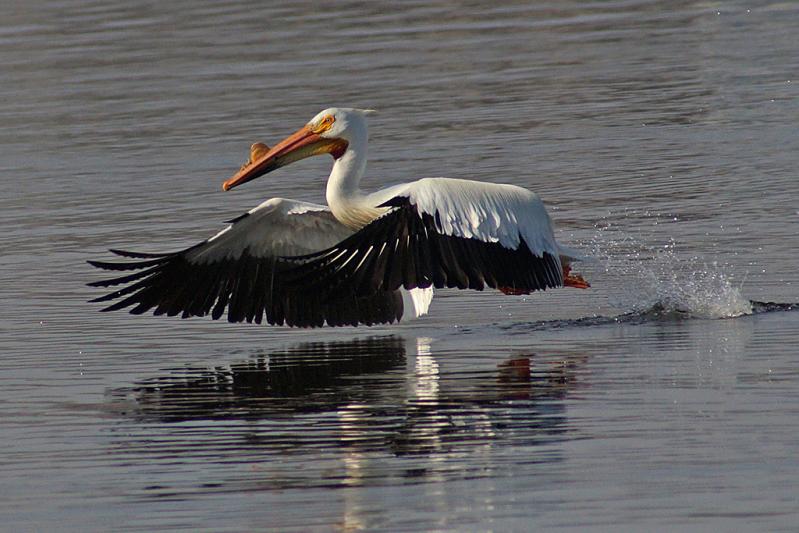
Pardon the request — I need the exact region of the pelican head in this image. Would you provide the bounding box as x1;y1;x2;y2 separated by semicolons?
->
222;107;375;191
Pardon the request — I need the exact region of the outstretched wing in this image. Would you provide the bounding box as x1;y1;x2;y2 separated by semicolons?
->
88;198;408;327
283;178;564;296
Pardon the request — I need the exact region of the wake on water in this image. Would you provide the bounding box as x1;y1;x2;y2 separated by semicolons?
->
502;213;798;332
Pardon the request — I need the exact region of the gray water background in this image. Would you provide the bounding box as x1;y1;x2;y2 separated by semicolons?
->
2;1;799;530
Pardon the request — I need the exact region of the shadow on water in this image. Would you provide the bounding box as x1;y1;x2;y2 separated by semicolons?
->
107;336;586;490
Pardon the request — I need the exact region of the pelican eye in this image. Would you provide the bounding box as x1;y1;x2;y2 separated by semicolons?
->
313;115;335;133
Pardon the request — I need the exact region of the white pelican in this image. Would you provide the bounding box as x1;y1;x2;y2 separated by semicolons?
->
89;107;588;327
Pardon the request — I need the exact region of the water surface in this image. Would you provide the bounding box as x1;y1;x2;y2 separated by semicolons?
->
2;1;799;530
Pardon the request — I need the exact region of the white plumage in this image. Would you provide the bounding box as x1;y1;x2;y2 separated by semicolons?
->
196;198;349;260
370;177;558;253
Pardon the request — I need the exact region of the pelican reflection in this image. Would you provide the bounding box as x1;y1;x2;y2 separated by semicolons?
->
114;336;407;423
109;336;586;485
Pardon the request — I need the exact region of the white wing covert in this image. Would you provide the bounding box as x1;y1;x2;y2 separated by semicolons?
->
283;178;564;297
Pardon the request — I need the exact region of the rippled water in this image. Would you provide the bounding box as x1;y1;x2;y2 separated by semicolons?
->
3;1;799;530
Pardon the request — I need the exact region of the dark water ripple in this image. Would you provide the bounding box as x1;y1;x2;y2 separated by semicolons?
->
3;0;799;530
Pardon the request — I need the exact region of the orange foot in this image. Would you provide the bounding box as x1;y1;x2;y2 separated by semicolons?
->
563;264;590;289
499;286;529;295
499;265;590;294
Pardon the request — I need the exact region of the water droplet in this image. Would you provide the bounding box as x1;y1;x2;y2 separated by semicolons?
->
578;212;752;318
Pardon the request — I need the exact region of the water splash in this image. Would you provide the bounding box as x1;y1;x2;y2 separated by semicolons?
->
582;214;752;319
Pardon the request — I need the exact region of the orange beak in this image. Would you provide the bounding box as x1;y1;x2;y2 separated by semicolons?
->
222;125;348;191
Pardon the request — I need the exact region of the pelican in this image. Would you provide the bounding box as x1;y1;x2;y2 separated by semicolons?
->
89;107;588;327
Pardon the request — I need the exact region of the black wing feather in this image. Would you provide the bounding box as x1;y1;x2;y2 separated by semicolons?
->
284;197;563;297
88;246;404;328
